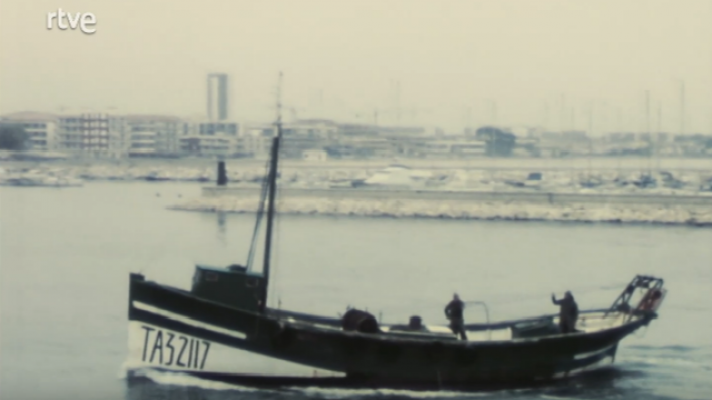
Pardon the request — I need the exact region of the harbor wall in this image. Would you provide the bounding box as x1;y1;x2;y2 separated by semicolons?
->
202;186;712;207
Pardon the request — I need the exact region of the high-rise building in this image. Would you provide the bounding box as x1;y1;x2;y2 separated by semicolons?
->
207;73;229;121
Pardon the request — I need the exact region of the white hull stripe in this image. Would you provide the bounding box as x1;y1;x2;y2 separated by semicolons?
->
573;344;616;360
553;354;615;378
132;301;247;340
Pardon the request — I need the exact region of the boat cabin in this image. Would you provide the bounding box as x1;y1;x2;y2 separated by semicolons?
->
191;264;265;312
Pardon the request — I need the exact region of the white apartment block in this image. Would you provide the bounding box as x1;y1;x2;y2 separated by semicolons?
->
56;113;131;158
284;119;338;139
0;112;58;150
124;115;184;157
179;121;240;157
236;124;275;158
55;113;193;158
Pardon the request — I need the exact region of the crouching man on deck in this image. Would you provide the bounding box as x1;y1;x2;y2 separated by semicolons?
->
445;293;468;340
552;291;579;334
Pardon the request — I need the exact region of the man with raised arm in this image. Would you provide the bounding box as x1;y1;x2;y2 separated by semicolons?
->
552;291;579;334
445;293;468;340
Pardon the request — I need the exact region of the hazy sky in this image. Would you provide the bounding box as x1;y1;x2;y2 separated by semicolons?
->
1;0;711;134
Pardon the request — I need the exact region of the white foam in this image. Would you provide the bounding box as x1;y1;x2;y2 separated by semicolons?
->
292;386;489;398
129;368;501;398
130;368;264;392
618;355;711;369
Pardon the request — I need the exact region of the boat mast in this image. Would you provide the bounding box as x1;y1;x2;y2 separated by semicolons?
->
260;71;283;312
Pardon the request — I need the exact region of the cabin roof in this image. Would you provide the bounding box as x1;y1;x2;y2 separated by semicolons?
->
197;264;263;277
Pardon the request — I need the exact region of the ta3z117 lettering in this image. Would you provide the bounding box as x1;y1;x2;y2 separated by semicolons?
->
141;326;211;370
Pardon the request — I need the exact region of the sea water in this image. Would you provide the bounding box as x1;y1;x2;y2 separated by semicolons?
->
1;182;711;400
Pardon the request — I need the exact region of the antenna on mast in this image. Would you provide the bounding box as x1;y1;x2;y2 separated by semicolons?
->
396;80;401;124
587;101;593;179
657;101;662;172
646;90;651;175
680;80;685;136
560;94;566;132
276;71;283;136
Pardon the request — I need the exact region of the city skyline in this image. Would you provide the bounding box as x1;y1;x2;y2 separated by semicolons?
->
1;0;711;134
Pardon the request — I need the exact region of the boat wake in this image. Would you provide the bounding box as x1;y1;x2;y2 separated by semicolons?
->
125;367;484;398
122;343;709;399
126;367;263;392
626;344;698;352
620;355;710;369
618;345;712;370
286;386;489;399
123;366;671;400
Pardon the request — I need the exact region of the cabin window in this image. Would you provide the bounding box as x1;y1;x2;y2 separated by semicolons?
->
246;278;259;288
206;272;219;282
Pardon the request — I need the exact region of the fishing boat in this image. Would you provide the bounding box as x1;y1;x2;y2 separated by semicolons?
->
125;74;667;389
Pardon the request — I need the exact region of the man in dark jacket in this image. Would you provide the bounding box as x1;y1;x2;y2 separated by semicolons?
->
552;291;579;334
445;293;468;340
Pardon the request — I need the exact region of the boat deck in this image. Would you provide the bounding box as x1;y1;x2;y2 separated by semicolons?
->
279;310;635;344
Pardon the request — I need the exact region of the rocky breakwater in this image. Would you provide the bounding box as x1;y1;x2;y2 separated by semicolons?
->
168;189;712;227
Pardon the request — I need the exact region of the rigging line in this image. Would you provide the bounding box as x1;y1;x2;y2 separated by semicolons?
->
479;282;627;307
245;159;271;270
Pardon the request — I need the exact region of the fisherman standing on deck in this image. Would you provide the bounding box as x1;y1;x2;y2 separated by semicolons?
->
552;291;579;334
445;293;468;340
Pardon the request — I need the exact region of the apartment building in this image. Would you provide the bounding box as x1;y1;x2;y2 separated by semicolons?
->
0;111;58;150
56;113;133;158
179;121;240;157
284;119;338;139
124;115;184;157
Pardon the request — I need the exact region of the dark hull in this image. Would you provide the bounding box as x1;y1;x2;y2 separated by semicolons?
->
129;368;625;392
128;274;653;384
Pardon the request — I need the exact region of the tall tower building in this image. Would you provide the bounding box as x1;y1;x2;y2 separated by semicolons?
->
207;73;229;121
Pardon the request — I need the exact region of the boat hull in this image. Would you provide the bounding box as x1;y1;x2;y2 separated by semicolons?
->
127;274;651;385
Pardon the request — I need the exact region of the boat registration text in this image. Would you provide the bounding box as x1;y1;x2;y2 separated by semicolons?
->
140;325;211;370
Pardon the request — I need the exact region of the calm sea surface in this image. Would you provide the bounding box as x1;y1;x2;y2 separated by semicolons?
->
1;182;711;400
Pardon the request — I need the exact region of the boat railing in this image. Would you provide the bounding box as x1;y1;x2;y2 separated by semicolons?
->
465;301;492;340
604;275;665;322
578;311;626;331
